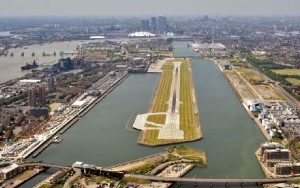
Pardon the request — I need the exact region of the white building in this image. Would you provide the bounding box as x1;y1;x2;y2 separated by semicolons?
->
128;32;156;38
71;100;87;108
0;164;19;180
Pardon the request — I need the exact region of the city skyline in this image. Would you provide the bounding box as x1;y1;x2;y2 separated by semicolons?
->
0;0;299;17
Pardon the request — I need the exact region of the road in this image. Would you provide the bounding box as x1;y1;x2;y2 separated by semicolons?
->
63;168;81;188
124;174;298;186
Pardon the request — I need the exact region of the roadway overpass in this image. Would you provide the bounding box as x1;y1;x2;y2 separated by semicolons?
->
21;162;300;186
20;163;71;170
125;174;296;187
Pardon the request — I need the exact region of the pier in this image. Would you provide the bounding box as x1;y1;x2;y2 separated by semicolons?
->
31;137;56;158
59;117;79;134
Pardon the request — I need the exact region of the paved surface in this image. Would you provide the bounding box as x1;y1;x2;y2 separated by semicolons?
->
63;168;81;188
158;62;184;139
148;58;173;73
133;61;184;140
20;163;71;169
124;174;295;186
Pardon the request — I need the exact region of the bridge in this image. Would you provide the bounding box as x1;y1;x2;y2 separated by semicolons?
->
173;56;201;59
19;162;300;186
124;174;300;187
20;163;71;170
60;51;78;56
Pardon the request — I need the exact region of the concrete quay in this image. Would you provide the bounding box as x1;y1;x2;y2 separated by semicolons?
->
241;103;271;140
59;117;79;134
106;152;168;171
31;137;56;158
216;61;271;140
255;149;274;178
21;72;130;159
139;163;195;188
4;168;46;188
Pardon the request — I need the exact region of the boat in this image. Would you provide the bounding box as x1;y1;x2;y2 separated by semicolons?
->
52;136;63;143
21;60;39;70
21;52;24;56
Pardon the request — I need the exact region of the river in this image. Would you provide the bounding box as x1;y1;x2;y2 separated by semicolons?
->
21;41;266;187
0;36;174;83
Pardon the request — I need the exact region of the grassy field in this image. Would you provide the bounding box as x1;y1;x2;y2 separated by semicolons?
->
179;60;198;140
140;59;202;146
254;55;267;60
236;67;263;82
168;146;207;166
254;85;283;100
223;70;236;75
286;78;300;86
150;63;174;113
272;69;300;76
147;114;166;124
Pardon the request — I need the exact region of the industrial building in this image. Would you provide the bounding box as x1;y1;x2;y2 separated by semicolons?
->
219;61;232;70
246;98;264;112
71;96;93;108
0;164;19;180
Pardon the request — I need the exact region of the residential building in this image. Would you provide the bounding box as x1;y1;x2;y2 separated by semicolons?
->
48;77;55;93
39;87;46;105
28;88;36;107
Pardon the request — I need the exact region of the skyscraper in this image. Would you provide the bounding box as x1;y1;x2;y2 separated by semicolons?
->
39;87;46;105
140;20;150;31
157;15;168;33
48;77;55;93
151;17;157;32
28;88;36;107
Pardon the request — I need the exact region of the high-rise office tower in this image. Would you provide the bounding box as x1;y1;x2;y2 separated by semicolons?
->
157;15;168;33
140;20;150;31
151;17;157;32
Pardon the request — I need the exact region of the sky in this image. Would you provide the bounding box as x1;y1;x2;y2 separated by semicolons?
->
0;0;299;17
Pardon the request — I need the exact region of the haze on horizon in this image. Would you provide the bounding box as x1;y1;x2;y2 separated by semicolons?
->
0;0;299;17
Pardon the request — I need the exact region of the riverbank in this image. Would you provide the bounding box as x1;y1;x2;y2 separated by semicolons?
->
214;59;271;140
4;168;46;188
109;146;206;188
22;72;130;159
